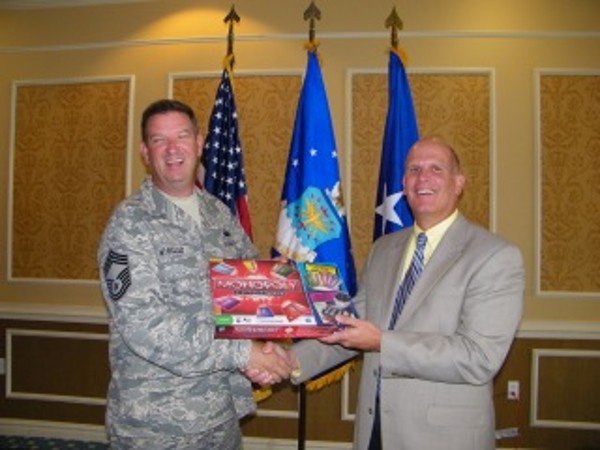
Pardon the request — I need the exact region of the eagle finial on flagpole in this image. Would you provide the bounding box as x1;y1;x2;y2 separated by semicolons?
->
385;6;403;50
304;1;321;52
385;7;408;64
223;5;241;72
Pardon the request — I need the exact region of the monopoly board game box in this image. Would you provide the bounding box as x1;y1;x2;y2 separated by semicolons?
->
209;258;356;339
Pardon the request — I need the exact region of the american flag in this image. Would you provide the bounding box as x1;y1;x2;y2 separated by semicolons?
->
201;69;253;239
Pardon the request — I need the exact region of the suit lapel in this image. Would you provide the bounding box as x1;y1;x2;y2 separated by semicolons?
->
394;215;469;328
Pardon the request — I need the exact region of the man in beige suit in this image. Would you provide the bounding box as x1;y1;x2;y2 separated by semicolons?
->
290;137;524;450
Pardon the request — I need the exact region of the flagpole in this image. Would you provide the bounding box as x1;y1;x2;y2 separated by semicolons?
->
297;383;307;450
385;6;409;66
200;5;254;240
304;1;321;48
385;6;403;50
297;5;320;448
224;5;240;70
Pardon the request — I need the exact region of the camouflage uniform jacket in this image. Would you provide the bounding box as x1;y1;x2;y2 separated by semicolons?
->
98;178;259;439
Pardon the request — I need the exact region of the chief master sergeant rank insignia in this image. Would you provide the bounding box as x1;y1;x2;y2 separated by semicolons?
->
103;250;131;301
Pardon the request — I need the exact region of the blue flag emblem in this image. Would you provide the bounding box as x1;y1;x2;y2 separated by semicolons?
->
285;186;341;249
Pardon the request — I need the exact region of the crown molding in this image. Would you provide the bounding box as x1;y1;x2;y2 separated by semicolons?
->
0;0;155;9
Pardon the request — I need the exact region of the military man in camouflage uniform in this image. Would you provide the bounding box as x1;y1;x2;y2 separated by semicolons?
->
98;99;293;450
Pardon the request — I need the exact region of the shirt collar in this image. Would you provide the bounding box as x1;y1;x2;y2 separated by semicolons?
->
413;209;459;262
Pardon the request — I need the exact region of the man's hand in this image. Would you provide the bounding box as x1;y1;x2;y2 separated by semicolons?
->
319;315;382;351
243;341;296;386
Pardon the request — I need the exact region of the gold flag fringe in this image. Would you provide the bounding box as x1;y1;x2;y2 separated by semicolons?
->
305;360;355;392
304;39;320;52
253;385;273;402
390;46;409;67
253;360;355;400
304;40;324;66
222;53;235;83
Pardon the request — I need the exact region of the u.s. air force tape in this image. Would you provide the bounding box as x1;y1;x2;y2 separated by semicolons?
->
103;249;131;301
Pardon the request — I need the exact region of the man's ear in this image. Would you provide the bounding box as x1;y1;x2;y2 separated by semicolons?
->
196;134;204;157
140;141;150;165
455;173;466;196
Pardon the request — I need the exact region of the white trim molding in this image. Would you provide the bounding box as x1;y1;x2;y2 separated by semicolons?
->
0;419;108;443
0;419;352;449
244;437;352;450
518;320;600;340
531;348;600;431
5;328;109;406
533;68;600;300
0;303;108;323
3;30;600;55
7;75;135;285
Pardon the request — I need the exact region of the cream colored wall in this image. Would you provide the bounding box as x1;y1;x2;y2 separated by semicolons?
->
1;0;599;325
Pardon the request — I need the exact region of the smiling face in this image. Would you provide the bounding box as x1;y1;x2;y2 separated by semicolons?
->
403;137;465;230
140;110;204;197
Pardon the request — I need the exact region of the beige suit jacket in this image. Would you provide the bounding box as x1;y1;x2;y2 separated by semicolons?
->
293;214;524;450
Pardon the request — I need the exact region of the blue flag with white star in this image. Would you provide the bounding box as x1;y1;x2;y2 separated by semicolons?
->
201;69;253;239
373;50;419;240
274;51;357;296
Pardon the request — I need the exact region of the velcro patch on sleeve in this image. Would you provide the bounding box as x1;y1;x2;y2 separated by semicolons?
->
102;250;132;301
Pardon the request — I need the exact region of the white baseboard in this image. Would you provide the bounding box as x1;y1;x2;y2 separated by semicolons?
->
243;437;351;449
0;419;352;450
0;419;108;442
0;419;540;450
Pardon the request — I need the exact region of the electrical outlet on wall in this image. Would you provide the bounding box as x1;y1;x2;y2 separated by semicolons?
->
507;380;520;400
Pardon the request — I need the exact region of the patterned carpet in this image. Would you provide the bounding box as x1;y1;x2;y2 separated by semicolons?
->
0;435;108;449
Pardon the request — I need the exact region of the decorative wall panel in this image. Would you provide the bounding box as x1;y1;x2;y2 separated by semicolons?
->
11;79;130;281
531;348;600;430
351;71;491;270
539;73;600;294
0;320;110;426
7;329;108;405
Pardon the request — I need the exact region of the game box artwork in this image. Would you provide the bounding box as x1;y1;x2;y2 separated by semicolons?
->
209;258;357;339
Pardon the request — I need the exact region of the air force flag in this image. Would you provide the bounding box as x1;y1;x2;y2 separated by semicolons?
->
273;51;357;296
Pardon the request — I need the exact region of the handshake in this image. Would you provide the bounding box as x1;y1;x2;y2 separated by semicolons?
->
244;341;300;386
241;315;373;386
